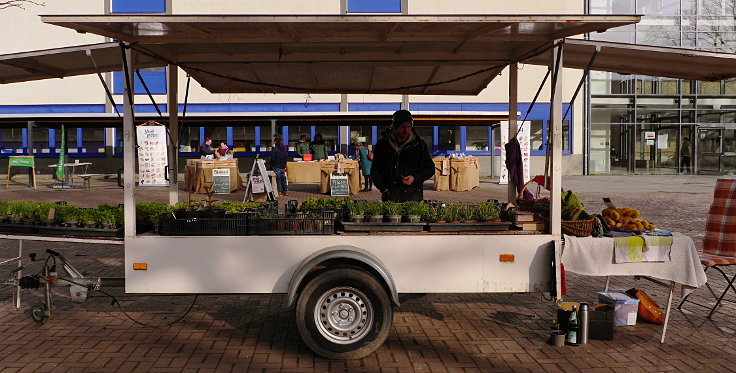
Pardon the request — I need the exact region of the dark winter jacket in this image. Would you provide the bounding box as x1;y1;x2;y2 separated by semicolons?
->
310;139;327;160
269;141;288;170
371;129;434;202
295;141;310;157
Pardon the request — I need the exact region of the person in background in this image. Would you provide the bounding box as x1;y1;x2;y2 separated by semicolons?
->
270;134;288;196
215;142;233;159
371;110;434;202
680;137;692;173
200;137;215;157
354;142;373;191
310;133;327;160
295;135;310;158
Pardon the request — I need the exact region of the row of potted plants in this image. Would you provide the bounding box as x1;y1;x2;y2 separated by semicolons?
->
0;200;124;229
344;200;502;223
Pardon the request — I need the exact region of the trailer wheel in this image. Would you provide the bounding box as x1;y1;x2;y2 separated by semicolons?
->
30;303;47;324
296;267;392;360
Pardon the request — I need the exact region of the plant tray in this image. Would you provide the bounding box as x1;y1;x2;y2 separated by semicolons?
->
248;214;334;235
159;217;246;236
341;222;426;232
0;223;38;235
426;222;511;232
37;226;123;238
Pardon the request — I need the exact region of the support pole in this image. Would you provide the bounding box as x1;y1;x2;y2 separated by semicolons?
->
507;63;518;203
122;44;136;237
550;42;563;237
167;64;179;206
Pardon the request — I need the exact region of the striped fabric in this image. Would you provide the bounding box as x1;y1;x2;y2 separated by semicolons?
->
701;178;736;267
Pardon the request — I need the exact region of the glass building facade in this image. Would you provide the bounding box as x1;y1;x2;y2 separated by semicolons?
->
587;0;736;174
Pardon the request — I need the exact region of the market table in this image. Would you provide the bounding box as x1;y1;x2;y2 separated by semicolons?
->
562;234;707;343
450;157;480;192
286;161;321;183
319;160;360;195
185;159;243;193
432;157;480;191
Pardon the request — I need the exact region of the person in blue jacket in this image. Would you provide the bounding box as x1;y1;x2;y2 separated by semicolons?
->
354;142;373;191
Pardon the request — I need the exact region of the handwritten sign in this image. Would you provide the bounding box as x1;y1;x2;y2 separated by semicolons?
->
212;168;231;194
330;173;349;196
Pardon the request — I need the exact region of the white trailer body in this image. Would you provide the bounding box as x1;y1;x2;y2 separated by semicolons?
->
125;234;555;295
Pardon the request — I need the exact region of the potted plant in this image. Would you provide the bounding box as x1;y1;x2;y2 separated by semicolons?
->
79;208;98;228
423;204;444;223
443;203;461;223
55;204;81;227
0;200;10;223
364;201;384;223
403;201;426;223
459;205;476;223
475;201;501;222
382;201;402;223
347;201;365;222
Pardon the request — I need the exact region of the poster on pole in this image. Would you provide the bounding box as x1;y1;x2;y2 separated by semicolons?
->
136;125;169;186
498;121;531;186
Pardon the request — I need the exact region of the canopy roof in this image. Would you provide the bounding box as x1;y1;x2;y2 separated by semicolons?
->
2;14;735;94
526;39;736;81
38;14;638;95
0;42;161;84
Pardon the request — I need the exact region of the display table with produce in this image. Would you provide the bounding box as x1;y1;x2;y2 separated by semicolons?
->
287;161;321;183
185;159;243;193
319;160;360;195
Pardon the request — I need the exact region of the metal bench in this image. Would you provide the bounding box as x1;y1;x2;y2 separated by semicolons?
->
76;174;100;190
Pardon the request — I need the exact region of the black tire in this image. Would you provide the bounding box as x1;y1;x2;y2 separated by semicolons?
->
30;303;47;324
295;267;393;360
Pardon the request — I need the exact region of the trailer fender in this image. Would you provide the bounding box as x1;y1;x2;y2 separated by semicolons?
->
286;245;400;308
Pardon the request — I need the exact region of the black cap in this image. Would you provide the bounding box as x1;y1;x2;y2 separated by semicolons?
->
392;110;413;128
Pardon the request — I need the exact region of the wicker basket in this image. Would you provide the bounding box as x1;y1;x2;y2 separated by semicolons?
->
540;215;595;237
516;179;540;211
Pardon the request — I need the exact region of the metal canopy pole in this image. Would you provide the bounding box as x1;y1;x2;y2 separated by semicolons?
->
122;44;136;237
507;63;518;204
550;42;563;237
168;64;179;206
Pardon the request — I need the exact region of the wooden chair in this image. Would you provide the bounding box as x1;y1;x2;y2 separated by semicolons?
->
678;178;736;318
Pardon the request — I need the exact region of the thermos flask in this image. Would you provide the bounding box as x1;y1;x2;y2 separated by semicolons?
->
579;303;589;344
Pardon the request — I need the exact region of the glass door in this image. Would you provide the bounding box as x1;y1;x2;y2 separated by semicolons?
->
698;128;724;174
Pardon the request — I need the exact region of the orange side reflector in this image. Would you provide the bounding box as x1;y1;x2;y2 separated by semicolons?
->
133;263;148;270
499;254;515;263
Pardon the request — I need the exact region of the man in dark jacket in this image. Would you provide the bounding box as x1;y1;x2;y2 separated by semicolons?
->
371;110;434;202
269;134;289;196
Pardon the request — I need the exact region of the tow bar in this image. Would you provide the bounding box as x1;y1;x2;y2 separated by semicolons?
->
4;248;123;323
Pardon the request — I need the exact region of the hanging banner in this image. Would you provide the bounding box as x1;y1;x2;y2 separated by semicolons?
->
498;121;530;186
136;125;169;186
55;125;65;180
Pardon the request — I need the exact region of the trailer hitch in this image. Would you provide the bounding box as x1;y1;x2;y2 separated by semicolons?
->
3;248;118;324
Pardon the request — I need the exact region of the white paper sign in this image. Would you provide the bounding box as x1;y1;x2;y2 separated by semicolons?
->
250;175;265;193
657;134;668;149
136;125;169;186
499;121;530;186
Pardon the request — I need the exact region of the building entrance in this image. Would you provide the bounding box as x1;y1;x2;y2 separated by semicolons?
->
698;127;724;174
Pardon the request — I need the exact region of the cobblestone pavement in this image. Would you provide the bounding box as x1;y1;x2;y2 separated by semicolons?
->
1;174;735;372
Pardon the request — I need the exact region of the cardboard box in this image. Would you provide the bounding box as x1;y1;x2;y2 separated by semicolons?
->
589;304;615;340
597;291;640;326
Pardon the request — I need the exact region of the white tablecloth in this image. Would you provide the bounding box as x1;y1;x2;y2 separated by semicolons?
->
562;234;707;297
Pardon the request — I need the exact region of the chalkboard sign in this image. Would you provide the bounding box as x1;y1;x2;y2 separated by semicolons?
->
330;173;349;196
212;168;231;194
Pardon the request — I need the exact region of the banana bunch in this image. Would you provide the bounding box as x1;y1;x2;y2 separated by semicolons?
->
601;207;655;231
